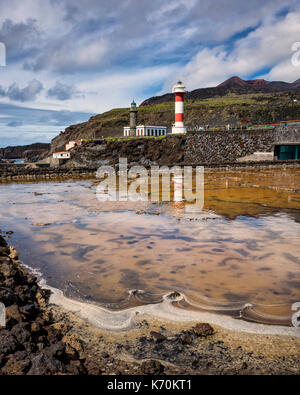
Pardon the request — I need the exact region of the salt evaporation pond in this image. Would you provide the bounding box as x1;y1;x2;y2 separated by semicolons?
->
0;167;299;327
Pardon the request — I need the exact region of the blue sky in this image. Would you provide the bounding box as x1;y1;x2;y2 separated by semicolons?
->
0;0;299;147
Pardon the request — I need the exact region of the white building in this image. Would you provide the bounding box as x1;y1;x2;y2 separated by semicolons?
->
124;125;167;137
66;140;82;151
53;152;71;159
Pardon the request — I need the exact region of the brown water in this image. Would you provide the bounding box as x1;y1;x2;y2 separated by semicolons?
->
0;168;299;326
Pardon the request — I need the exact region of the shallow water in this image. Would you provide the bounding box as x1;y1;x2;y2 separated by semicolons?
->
0;167;299;326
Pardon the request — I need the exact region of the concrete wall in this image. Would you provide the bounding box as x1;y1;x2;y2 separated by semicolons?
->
36;156;68;167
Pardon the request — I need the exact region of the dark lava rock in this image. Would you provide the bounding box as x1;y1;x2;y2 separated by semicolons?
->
0;287;18;305
45;325;63;343
0;236;7;247
193;323;215;337
44;341;66;359
19;304;37;319
0;261;17;278
0;236;87;375
11;322;31;344
67;359;87;375
14;286;35;303
140;360;165;375
5;304;23;328
1;353;31;375
150;331;167;343
30;321;42;334
180;333;194;345
241;362;248;369
0;330;19;355
28;352;66;375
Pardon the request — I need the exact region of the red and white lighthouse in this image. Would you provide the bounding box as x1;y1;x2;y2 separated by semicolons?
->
172;81;186;134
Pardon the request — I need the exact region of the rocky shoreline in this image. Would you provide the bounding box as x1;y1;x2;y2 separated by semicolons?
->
0;233;299;375
0;234;88;375
0;165;98;183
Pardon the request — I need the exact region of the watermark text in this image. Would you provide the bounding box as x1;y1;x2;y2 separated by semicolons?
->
0;302;5;327
96;158;204;213
291;42;300;67
292;302;300;328
0;42;6;67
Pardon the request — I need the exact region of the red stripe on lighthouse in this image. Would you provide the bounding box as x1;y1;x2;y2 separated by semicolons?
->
175;93;184;102
175;113;184;122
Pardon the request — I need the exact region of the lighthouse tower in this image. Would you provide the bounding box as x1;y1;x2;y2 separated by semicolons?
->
129;100;138;136
172;81;186;134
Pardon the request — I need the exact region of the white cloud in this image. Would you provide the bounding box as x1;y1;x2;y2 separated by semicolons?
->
1;0;300;147
262;59;300;82
165;8;300;91
0;64;177;114
74;65;178;113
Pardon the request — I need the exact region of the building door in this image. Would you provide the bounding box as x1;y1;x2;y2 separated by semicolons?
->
275;145;300;160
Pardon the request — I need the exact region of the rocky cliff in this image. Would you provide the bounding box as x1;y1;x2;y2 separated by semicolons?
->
0;143;50;161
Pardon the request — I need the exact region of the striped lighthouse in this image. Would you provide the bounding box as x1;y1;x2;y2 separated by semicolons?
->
172;81;187;134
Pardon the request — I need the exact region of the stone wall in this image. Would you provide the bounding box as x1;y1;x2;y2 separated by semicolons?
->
67;126;300;167
184;126;300;164
0;165;98;182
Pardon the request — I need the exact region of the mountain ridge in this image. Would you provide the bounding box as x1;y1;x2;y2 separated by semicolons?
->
140;76;300;106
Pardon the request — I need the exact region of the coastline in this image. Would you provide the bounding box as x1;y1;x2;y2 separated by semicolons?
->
1;234;299;375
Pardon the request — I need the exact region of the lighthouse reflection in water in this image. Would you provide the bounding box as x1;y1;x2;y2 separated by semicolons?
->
96;159;204;214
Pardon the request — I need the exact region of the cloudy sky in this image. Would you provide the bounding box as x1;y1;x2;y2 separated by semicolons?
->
0;0;299;147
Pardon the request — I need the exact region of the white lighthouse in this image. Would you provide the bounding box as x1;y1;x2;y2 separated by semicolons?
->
172;81;187;134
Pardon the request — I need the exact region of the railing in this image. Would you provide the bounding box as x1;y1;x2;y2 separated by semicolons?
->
191;120;300;132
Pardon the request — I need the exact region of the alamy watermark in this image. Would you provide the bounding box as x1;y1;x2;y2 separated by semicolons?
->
0;302;5;327
0;41;6;67
96;158;204;213
292;302;300;328
291;42;300;67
